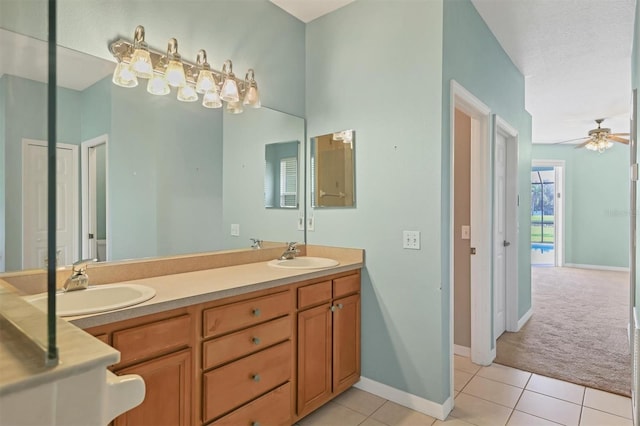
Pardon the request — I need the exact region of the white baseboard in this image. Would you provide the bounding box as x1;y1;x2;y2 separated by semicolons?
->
564;263;629;272
354;376;452;421
454;344;470;357
517;308;533;331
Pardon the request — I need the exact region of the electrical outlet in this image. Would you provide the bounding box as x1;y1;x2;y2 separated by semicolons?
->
297;215;304;231
230;223;240;236
402;230;420;250
307;216;315;231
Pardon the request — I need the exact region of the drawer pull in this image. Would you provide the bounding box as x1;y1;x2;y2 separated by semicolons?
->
337;303;344;309
330;305;336;312
252;336;261;345
252;374;261;382
252;308;261;317
251;422;260;426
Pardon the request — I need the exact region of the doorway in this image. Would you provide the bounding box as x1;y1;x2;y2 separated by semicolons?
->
22;139;79;269
81;134;108;262
530;160;564;267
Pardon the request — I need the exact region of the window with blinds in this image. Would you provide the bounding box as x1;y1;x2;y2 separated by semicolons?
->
280;157;297;208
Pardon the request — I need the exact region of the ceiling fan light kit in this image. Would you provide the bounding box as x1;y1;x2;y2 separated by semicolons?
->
576;119;630;153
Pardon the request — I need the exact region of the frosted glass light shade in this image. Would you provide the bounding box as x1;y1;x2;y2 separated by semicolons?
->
195;70;215;94
112;62;138;88
220;78;239;102
177;85;198;102
130;48;153;78
202;90;222;108
226;100;243;114
165;60;186;87
243;85;260;108
147;74;170;95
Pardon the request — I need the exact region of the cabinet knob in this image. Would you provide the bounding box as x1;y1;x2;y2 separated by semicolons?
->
251;422;260;426
337;303;344;309
252;336;261;345
330;305;337;312
252;308;261;317
252;374;261;382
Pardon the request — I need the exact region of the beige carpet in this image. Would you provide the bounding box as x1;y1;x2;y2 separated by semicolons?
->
495;267;631;397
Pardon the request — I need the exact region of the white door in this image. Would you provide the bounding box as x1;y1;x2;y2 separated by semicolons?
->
23;140;78;269
493;132;507;337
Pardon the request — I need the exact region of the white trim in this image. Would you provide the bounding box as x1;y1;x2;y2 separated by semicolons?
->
563;263;630;272
81;134;109;261
354;377;452;421
454;345;471;357
517;308;533;331
494;115;520;335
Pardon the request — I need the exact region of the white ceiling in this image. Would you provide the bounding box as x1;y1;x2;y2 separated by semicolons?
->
470;0;636;144
272;0;636;145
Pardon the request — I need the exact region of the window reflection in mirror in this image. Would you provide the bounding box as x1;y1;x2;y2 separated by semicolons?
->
311;130;355;208
264;141;299;209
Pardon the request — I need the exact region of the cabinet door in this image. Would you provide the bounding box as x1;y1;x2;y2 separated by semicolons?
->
297;303;332;416
114;349;192;426
332;293;361;394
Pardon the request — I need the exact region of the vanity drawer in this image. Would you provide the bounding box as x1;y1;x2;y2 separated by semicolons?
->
202;315;291;370
113;314;191;365
203;341;291;422
210;382;291;426
333;274;360;298
297;280;332;309
203;290;290;338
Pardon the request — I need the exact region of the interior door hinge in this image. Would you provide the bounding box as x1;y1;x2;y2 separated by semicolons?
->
632;164;639;182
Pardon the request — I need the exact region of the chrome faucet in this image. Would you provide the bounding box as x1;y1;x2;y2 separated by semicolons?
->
279;242;300;260
250;238;263;249
63;258;96;292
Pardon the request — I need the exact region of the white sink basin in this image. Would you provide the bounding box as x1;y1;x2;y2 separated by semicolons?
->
25;283;156;317
268;256;339;269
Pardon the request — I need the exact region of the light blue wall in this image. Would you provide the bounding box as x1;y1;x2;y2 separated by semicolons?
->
2;75;82;270
532;144;629;268
306;0;446;403
442;0;533;341
0;0;306;117
0;77;5;271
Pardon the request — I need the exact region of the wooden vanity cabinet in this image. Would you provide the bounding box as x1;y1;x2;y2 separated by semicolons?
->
85;307;196;426
296;271;361;418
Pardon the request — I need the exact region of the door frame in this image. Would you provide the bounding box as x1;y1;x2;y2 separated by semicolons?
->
449;80;493;388
531;159;565;267
493;115;520;335
22;138;79;268
81;134;109;261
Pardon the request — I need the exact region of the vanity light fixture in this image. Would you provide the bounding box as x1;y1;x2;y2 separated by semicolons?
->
109;25;261;112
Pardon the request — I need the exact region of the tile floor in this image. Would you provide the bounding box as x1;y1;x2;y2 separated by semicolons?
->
296;355;633;426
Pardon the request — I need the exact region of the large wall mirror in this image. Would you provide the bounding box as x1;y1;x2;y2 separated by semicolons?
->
311;129;356;208
0;27;306;274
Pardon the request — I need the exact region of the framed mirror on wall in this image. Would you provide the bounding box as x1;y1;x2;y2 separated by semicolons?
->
310;129;356;208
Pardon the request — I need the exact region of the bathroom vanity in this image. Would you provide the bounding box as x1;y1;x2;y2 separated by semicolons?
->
65;245;362;425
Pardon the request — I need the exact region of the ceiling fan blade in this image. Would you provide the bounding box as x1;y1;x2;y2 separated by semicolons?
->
574;140;591;148
554;137;589;145
610;132;630;137
608;135;629;144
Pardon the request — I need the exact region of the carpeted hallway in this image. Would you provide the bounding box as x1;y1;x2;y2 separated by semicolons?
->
495;267;631;397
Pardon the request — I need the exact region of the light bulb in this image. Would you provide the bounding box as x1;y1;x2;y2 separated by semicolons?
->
165;59;186;88
196;69;216;94
130;48;153;79
177;84;198;102
202;90;222;108
147;74;170;95
112;62;138;88
220;78;239;102
226;100;243;114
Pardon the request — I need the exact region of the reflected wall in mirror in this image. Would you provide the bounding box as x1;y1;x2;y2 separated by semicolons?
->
311;130;356;208
0;28;306;273
264;141;300;209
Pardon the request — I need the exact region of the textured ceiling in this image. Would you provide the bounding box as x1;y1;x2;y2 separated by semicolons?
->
470;0;636;144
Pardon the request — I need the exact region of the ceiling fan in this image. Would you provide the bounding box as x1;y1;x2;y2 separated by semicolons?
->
570;119;630;153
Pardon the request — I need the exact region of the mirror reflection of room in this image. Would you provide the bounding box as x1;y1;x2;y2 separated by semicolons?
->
311;129;355;208
264;141;299;209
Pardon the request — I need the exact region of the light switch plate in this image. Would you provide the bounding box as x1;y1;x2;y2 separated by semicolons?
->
403;230;420;250
461;225;470;240
230;223;240;236
297;215;304;231
307;216;315;231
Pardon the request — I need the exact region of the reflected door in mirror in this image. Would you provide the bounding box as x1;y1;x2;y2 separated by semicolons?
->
311;130;355;208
